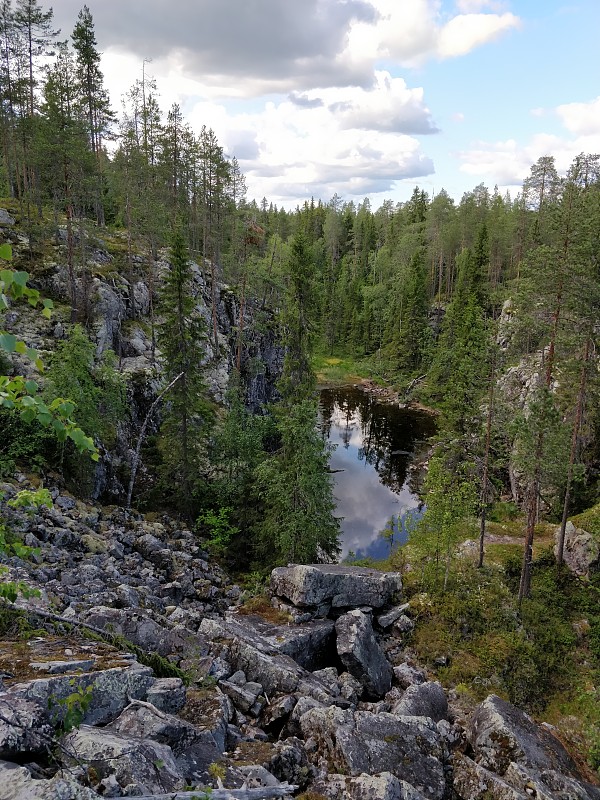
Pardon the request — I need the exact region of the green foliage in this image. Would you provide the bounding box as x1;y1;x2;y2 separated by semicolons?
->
253;398;340;566
196;507;239;555
8;487;52;514
157;226;213;516
44;325;125;445
49;680;93;733
409;455;478;592
0;256;98;462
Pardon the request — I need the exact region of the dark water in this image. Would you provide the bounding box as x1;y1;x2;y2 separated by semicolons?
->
318;386;436;560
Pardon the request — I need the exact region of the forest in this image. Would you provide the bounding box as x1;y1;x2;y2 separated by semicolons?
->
1;0;600;772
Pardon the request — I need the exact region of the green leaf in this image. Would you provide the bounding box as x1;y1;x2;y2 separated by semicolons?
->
0;333;17;353
12;271;29;288
15;340;27;354
0;269;13;287
0;243;12;261
24;380;38;394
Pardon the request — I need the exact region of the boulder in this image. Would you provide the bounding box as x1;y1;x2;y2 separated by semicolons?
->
80;606;200;658
220;678;263;713
393;663;427;688
63;724;185;793
453;754;529;800
467;694;584;780
336;610;393;697
238;613;336;670
271;564;402;611
200;616;341;705
377;603;410;629
311;771;429;799
7;663;154;726
391;682;448;723
0;759;100;799
110;701;202;754
0;209;15;226
504;761;600;800
298;705;447;800
145;677;186;713
555;521;600;577
0;696;53;759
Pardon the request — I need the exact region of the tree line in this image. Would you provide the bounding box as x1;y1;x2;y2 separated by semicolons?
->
1;2;600;590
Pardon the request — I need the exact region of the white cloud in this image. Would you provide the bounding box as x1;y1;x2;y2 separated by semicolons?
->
455;0;507;12
437;12;520;58
458;99;600;192
346;0;520;68
556;96;600;136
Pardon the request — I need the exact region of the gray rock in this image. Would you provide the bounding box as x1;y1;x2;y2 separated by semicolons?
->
336;610;393;697
179;686;230;753
467;694;584;779
271;564;402;610
146;677;186;713
504;761;600;800
393;663;427;688
453;753;529;800
29;659;95;675
238;612;336;670
392;614;415;636
80;606;199;658
200;616;338;705
220;678;263;713
0;209;16;225
0;759;100;799
7;663;154;726
391;682;448;723
311;771;429;799
267;736;311;789
377;603;410;629
339;672;363;704
63;725;185;793
299;705;447;800
110;701;207;758
555;521;600;577
0;696;53;759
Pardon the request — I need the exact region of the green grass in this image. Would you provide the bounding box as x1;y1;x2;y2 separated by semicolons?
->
312;353;369;385
571;502;600;538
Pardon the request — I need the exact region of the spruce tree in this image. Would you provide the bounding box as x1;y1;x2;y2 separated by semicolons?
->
158;225;212;516
252;229;340;566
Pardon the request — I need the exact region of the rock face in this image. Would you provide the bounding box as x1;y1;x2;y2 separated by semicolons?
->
336;610;393;697
299;705;447;800
555;521;600;577
467;694;583;779
271;564;402;613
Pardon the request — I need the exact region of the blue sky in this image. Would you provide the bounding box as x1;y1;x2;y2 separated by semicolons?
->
53;0;600;208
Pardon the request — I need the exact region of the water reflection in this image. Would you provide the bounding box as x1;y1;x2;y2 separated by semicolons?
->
319;386;435;560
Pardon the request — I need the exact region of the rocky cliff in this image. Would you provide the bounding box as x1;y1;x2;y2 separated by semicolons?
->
1;211;284;503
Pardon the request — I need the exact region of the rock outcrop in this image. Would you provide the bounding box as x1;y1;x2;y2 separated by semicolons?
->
555;521;600;577
0;490;596;799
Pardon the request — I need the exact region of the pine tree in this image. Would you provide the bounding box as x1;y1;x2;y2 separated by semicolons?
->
71;4;113;225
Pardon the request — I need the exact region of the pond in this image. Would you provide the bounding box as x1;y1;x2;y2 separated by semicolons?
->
318;386;436;561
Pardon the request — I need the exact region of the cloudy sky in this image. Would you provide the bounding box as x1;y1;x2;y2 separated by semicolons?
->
52;0;600;208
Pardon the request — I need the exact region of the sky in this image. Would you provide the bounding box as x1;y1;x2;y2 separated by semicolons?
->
51;0;600;209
